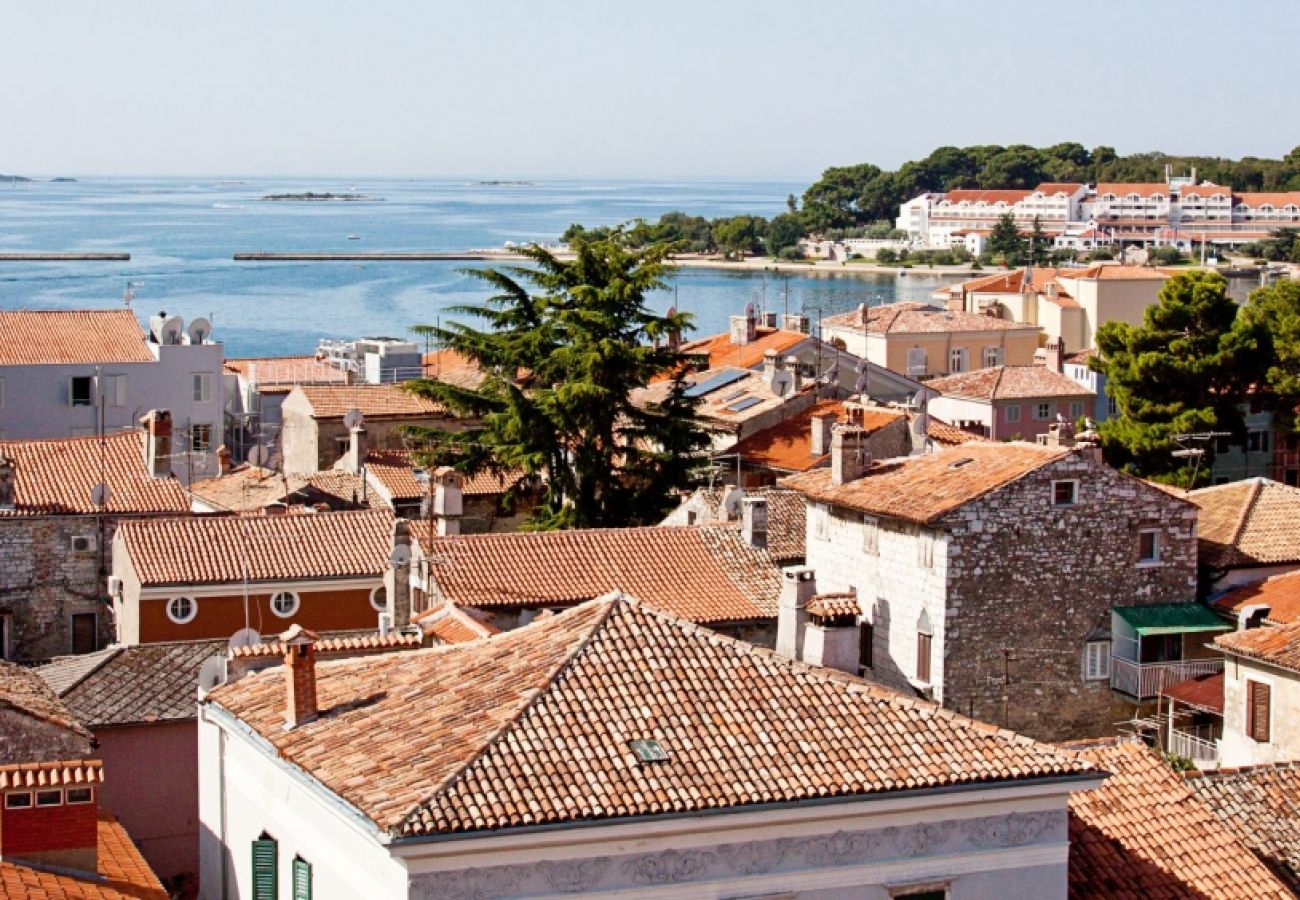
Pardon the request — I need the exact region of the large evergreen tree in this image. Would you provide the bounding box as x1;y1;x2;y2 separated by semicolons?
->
986;213;1022;264
1234;278;1300;428
402;230;710;528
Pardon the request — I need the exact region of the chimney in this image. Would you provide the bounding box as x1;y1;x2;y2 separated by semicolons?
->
762;349;780;381
385;519;412;629
761;311;778;329
348;425;368;475
281;624;320;729
909;394;930;456
741;496;768;549
431;466;464;536
803;590;861;674
781;313;810;334
810;413;834;457
665;305;682;351
786;356;803;393
140;410;172;479
776;566;817;660
1043;337;1065;374
216;444;233;476
830;424;870;486
729;315;750;346
1075;424;1103;462
0;453;14;510
1239;604;1270;630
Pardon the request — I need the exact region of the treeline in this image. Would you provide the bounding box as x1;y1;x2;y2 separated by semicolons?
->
562;211;826;261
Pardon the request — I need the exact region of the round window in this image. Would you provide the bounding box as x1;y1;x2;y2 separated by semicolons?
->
166;596;197;625
370;585;387;612
270;591;300;618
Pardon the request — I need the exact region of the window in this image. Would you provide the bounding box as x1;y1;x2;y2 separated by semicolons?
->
1247;680;1271;742
101;374;126;407
917;530;935;568
1034;402;1052;421
270;591;300;618
5;792;32;809
1107;395;1119;417
71;613;98;654
983;346;1003;368
65;787;92;805
36;789;62;807
1084;640;1111;681
292;857;312;900
252;835;278;900
891;889;947;900
370;585;387;612
906;347;927;376
1068;400;1084;420
191;424;213;453
167;596;198;625
812;503;829;540
1137;529;1161;565
1248;430;1271;454
1052;479;1078;507
917;631;933;684
948;347;968;374
858;616;874;672
70;375;94;407
685;511;697;526
1004;404;1021;424
192;373;213;403
862;515;879;554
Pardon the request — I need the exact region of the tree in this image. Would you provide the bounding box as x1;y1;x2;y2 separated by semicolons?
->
1092;272;1252;484
403;230;711;528
1028;216;1048;265
987;213;1022;264
764;213;806;258
799;163;883;231
1234;278;1300;429
712;215;765;259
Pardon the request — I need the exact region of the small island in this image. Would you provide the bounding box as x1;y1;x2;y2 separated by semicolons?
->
50;177;77;183
260;192;381;202
0;174;32;184
475;180;534;186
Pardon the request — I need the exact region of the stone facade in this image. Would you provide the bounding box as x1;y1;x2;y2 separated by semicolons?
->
0;708;92;765
804;447;1199;741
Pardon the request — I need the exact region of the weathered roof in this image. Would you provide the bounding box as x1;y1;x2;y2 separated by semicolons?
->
927;365;1094;401
412;602;500;644
0;309;153;366
0;431;190;517
117;509;394;587
0;758;102;790
421;348;489;391
806;593;861;619
1189;478;1300;570
228;631;421;659
223;355;347;385
937;189;1032;206
207;593;1092;839
676;326;808;373
1212;571;1300;625
822;302;1039;335
413;524;779;624
39;640;225;727
669;487;806;565
924;416;980;447
0;661;91;739
1066;739;1290;899
1161;671;1225;715
1057;264;1175;281
190;465;373;513
293;383;447;419
1215;621;1300;675
363;450;524;504
729;399;903;473
0;812;167;899
782;441;1070;525
1185;762;1300;891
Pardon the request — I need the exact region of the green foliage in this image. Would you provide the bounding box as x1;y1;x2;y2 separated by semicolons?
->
764;213;806;257
875;247;898;264
1029;216;1048;266
712;215;766;259
1147;246;1188;266
403;230;711;528
1235;278;1300;429
1249;228;1300;262
1163;752;1196;773
987;213;1023;263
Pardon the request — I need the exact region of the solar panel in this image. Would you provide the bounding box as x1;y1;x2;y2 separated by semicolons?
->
685;368;748;398
726;396;763;413
720;389;747;402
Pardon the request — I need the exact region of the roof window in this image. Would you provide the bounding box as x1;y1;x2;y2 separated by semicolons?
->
629;739;669;764
947;458;974;470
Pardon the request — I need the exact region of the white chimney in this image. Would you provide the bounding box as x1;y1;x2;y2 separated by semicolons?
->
741;496;768;549
431;466;464;536
1043;337;1065;374
786;356;803;393
830;424;870;485
761;311;778;329
810;414;834;457
348;425;368;475
762;349;780;381
776;566;817;660
140;410;172;479
385;519;413;629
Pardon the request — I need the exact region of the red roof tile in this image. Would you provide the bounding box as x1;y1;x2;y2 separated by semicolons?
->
676;327;807;373
294;383;447;419
0;310;152;366
938;189;1032;205
229;630;422;659
1184;762;1300;890
223;355;347;385
927;365;1094;401
730;400;903;473
1095;183;1171;199
1189;478;1300;570
1212;571;1300;625
0;661;91;739
1215;621;1300;675
421;348;489;391
0;812;167;899
412;601;499;644
363;450;524;503
822;301;1037;335
0;759;102;790
1160;671;1224;715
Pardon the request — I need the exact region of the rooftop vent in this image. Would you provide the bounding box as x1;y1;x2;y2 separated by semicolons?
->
947;457;974;469
629;738;669;764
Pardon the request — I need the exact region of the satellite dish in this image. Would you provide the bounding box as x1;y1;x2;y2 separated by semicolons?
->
389;544;412;568
198;655;226;692
744;301;756;317
721;486;744;521
228;627;261;651
187;317;212;345
247;445;270;468
90;483;112;508
343;408;365;430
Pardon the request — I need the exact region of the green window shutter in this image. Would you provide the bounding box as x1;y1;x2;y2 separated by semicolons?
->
293;857;312;900
252;837;278;900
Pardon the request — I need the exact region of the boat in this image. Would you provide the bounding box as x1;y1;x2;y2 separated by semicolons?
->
347;235;361;241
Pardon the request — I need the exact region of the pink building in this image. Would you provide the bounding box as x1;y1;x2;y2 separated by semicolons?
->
925;352;1095;442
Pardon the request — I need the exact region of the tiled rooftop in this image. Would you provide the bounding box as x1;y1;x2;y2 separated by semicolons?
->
223;355;347;385
730;399;903;473
925;416;980;447
0;310;153;366
0;759;102;790
927;365;1095;401
1188;478;1300;570
0;812;167;899
676;326;807;373
412;602;499;644
822;301;1039;335
0;431;190;517
0;660;91;739
1215;621;1300;674
229;631;422;659
207;593;1092;839
1212;571;1300;625
421;348;489;391
806;593;861;619
413;523;779;624
1066;739;1290;898
1160;671;1224;715
294;383;447;419
1185;762;1300;891
363;450;525;503
1059;264;1174;281
669;486;806;564
782;441;1071;525
117;509;394;587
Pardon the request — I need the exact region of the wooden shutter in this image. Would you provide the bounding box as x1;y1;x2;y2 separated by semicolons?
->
292;857;312;900
1247;681;1271;743
251;837;277;900
917;632;932;683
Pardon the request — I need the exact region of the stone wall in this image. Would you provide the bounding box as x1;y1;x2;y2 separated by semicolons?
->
0;709;92;764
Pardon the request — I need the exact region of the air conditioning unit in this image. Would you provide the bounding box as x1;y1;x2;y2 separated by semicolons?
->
107;576;124;597
70;534;96;554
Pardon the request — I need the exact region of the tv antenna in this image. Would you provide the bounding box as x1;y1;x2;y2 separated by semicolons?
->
123;281;143;307
1170;431;1230;486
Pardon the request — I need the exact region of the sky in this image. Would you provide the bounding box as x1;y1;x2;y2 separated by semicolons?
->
2;0;1298;180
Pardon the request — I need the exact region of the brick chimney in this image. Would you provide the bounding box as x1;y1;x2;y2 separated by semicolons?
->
830;424;871;485
281;624;319;729
385;518;413;630
216;445;233;476
810;413;834;457
776;566;817;660
347;425;368;475
0;453;14;510
741;496;768;549
140;410;172;479
431;467;464;536
1043;337;1065;374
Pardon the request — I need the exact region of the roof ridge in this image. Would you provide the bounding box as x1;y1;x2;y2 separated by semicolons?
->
47;647;123;698
1229;479;1266;555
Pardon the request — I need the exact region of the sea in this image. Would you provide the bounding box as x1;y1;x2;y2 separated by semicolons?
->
0;177;962;358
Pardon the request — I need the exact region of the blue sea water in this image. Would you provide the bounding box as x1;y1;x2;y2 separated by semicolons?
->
0;177;960;357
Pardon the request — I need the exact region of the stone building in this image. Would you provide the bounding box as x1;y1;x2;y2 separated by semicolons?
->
0;660;93;765
782;430;1200;741
0;426;190;662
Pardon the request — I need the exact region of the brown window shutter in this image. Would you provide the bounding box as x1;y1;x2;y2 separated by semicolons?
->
1252;681;1272;742
917;632;932;683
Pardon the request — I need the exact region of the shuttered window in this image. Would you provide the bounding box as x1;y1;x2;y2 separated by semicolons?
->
917;632;933;683
251;836;277;900
1246;680;1271;743
292;856;312;900
1083;640;1111;681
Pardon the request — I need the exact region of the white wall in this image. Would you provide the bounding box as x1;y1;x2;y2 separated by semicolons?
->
1218;654;1300;768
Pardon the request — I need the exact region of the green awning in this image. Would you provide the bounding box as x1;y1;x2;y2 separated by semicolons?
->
1114;603;1231;636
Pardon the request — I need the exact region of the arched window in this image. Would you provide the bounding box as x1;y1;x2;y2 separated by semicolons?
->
167;596;197;625
916;610;933;684
270;591;300;619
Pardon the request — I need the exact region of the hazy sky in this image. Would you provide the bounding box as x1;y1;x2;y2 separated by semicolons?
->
3;0;1297;179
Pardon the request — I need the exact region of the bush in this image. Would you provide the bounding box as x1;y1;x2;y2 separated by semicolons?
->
876;248;898;264
776;246;805;261
1148;246;1188;266
1087;248;1115;261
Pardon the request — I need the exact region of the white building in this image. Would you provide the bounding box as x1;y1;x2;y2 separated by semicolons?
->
198;596;1102;899
1215;621;1300;767
0;309;225;482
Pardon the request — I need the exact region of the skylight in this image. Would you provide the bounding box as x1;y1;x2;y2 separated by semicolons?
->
629;739;669;764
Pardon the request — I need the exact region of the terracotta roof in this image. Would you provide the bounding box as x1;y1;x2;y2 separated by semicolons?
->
414;524;779;624
0;758;102;790
730;400;903;473
1057;264;1174;281
117;509;394;587
670;487;807;564
1034;182;1084;195
223;355;346;385
0;812;167;899
1160;671;1225;715
422;348;488;391
363;450;525;503
937;189;1032;206
229;631;422;659
1215;621;1300;675
207;593;1092;838
0;431;189;517
293;383;447;419
676;326;807;374
946;267;1064;296
0;661;91;739
1189;478;1300;570
191;466;373;513
806;593;861;619
924;416;980;447
782;442;1072;525
1235;192;1300;208
927;365;1095;401
1212;571;1300;625
39;640;226;727
1185;762;1300;891
412;602;500;644
1065;348;1098;364
1066;740;1289;898
822;301;1038;335
0;310;152;366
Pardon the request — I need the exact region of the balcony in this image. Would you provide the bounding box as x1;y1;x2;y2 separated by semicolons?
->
1111;656;1224;700
1168;724;1219;766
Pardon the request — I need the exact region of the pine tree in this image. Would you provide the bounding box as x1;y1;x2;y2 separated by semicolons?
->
986;213;1023;264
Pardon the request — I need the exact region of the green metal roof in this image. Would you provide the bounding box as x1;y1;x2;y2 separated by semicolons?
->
1113;603;1231;636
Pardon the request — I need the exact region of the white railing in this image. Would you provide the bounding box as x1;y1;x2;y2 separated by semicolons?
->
1169;728;1219;766
1110;657;1224;700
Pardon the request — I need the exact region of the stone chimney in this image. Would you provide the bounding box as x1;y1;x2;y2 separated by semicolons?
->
385;519;412;629
281;624;320;729
431;466;464;536
909;394;930;456
762;348;780;381
776;566;817;660
786;356;803;393
729;307;757;345
830;424;870;485
1042;420;1076;448
347;425;368;475
0;453;14;510
216;444;233;476
1043;337;1065;374
741;496;768;549
810;413;834;457
140;410;172;479
1074;424;1103;463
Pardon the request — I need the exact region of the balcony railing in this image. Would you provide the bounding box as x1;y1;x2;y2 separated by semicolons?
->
1110;657;1224;700
1169;727;1219;766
